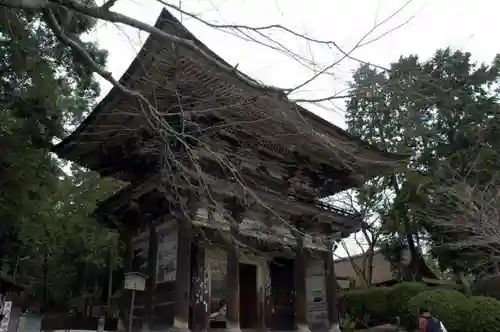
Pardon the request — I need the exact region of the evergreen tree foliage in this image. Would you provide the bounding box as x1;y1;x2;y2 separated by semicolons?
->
0;7;121;308
346;48;500;277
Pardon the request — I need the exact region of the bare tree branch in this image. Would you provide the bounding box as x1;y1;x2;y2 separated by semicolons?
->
49;0;287;94
2;0;413;269
3;0;414;107
100;0;118;10
0;0;49;9
423;170;500;274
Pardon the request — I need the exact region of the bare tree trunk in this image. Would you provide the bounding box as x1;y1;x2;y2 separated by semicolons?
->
404;232;421;281
366;246;375;286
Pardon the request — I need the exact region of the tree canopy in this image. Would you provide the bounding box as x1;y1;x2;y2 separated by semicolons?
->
0;7;122;309
346;48;500;278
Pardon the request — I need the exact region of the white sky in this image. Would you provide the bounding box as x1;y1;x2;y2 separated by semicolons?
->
86;0;500;257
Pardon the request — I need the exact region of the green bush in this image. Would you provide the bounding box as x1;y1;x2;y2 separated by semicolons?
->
364;286;392;317
339;283;428;327
339;288;374;325
386;282;428;315
340;282;500;332
468;296;500;332
407;289;471;332
407;290;500;332
339;288;376;326
386;282;428;326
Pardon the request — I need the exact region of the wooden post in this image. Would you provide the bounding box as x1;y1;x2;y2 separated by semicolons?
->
119;227;134;329
128;290;136;332
173;194;196;332
292;220;310;332
225;197;245;332
325;240;340;332
146;220;158;329
191;243;209;332
226;237;239;332
263;262;273;331
122;227;134;274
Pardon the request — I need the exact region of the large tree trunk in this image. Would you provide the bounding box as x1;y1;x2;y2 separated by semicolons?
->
403;230;424;281
366;247;375;285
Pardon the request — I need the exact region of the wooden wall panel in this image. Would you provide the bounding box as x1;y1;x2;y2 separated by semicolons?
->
194;207;330;251
131;219;178;284
129;219;178;329
306;259;329;331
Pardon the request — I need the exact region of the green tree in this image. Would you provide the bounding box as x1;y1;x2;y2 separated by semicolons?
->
346;48;500;278
0;6;121;308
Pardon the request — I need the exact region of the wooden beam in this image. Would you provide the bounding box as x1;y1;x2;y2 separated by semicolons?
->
119;226;135;330
173;193;197;331
292;222;310;332
174;166;361;230
146;220;158;328
225;198;245;332
263;263;273;330
93;158;361;235
226;239;240;332
194;226;295;258
324;241;340;332
191;243;209;332
195;150;356;198
94;173;162;218
121;227;134;274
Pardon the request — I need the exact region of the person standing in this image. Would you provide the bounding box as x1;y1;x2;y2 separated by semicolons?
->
418;307;447;332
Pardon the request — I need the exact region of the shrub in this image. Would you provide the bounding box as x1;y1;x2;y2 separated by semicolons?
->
339;287;391;327
339;314;356;332
407;289;471;332
363;286;392;317
386;282;428;326
408;290;500;332
339;283;427;327
341;282;500;332
339;288;372;326
468;296;500;332
386;282;428;315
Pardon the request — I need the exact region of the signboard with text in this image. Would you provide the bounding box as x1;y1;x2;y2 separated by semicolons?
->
0;301;12;332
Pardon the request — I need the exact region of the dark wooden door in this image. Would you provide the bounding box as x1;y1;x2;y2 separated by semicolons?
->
270;258;295;330
239;263;258;329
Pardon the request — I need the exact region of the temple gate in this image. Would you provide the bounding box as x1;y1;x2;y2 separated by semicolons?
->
52;8;406;332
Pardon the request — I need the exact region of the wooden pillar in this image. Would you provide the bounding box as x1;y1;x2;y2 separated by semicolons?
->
119;225;135;329
325;240;340;332
191;243;209;332
121;227;134;274
292;221;310;332
226;226;240;331
226;238;239;331
173;194;196;331
146;220;158;329
263;263;273;331
225;197;245;332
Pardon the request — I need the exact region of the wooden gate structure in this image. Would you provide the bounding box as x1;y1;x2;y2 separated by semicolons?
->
52;8;407;332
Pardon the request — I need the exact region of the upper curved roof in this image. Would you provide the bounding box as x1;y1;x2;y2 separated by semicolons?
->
52;8;408;187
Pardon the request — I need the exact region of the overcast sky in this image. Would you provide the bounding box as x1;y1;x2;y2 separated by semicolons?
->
87;0;500;257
